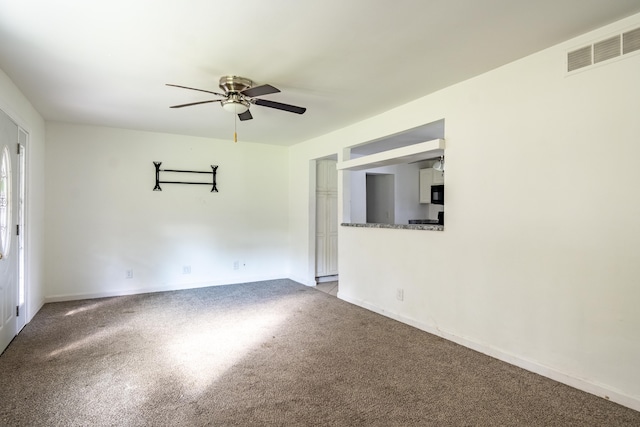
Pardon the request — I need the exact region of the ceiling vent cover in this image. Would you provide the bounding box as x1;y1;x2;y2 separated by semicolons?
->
568;46;592;71
623;27;640;54
594;35;621;63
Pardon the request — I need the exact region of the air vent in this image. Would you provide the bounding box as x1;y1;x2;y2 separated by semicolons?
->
623;27;640;54
594;36;621;63
568;46;592;71
567;25;640;73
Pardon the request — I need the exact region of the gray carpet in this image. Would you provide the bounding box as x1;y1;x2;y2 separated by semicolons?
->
1;279;638;426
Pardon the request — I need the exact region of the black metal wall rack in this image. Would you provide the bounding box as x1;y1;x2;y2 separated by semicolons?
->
153;161;218;192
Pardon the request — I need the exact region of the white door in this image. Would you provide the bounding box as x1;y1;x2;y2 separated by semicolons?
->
316;192;328;277
0;110;19;353
315;159;338;278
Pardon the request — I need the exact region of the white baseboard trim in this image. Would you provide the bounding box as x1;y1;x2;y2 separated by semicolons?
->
44;275;287;303
339;293;640;413
288;275;316;287
316;275;338;283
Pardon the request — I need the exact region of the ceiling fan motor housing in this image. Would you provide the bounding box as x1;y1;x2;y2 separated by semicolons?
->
219;75;252;94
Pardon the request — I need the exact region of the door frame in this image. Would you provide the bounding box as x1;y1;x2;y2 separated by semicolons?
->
16;128;27;332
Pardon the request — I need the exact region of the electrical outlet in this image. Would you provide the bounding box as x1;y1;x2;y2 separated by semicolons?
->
126;269;133;279
396;288;404;301
182;265;191;274
233;261;239;270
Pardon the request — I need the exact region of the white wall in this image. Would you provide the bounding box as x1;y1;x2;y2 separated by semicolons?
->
45;123;290;300
288;13;640;410
391;163;426;224
0;68;46;323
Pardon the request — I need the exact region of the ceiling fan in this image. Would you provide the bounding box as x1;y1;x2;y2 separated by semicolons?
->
166;75;306;121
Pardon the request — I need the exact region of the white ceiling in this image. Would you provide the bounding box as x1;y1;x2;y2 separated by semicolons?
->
1;0;640;146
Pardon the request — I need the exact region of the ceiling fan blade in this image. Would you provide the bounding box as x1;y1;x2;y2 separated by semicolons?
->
169;100;220;108
241;84;280;98
254;98;306;114
166;83;226;97
238;110;253;121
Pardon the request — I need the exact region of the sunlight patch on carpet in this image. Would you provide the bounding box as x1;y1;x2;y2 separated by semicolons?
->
64;301;107;317
47;326;125;358
164;309;288;395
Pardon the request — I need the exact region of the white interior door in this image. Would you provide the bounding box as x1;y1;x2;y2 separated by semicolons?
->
0;110;19;353
316;192;328;277
315;159;338;279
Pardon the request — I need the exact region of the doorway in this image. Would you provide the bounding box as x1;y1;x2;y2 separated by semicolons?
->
366;173;395;224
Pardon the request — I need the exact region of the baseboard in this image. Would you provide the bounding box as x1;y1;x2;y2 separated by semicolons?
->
338;293;640;413
44;275;287;303
288;275;316;287
316;275;338;283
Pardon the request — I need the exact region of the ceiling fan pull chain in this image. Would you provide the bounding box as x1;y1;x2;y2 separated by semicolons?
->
234;111;238;143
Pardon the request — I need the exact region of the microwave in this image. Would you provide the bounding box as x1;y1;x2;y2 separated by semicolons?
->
431;185;444;205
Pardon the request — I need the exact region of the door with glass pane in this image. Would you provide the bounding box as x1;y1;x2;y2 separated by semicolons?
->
0;110;19;353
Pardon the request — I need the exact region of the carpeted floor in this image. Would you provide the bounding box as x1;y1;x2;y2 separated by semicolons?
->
1;279;638;426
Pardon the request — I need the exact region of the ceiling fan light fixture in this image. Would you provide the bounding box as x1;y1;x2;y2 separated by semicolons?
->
221;98;249;114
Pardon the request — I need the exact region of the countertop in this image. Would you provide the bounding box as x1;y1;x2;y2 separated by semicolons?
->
341;223;444;231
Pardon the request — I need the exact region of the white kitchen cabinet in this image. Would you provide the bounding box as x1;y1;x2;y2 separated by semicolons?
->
419;167;444;203
432;168;444;185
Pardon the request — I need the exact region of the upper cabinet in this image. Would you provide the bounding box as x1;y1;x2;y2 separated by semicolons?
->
432;168;444;185
419;167;444;203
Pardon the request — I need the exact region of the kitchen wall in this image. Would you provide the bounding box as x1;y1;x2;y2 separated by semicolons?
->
45;123;290;300
288;13;640;410
350;162;432;224
0;67;46;323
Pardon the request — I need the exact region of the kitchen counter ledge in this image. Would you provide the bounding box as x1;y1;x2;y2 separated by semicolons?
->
341;223;444;231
